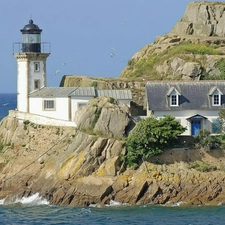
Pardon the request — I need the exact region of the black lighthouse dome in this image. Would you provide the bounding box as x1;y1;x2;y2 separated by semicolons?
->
20;19;42;34
20;20;42;53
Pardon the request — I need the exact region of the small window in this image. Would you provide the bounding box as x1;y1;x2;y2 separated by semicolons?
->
43;100;55;110
170;94;178;106
34;79;40;89
213;94;220;106
78;102;87;108
34;62;40;71
212;119;220;133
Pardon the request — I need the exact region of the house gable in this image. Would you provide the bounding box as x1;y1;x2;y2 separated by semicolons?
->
166;87;181;107
209;86;223;106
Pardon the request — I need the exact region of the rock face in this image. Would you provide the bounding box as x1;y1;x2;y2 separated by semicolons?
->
172;2;225;37
74;97;134;138
119;2;225;81
1;113;225;206
1;102;225;206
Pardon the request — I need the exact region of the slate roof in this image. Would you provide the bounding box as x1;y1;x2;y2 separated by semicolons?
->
69;87;95;96
29;87;76;97
146;81;225;111
97;90;132;100
29;87;132;100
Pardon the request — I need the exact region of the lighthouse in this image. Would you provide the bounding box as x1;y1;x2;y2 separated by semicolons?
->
14;19;50;112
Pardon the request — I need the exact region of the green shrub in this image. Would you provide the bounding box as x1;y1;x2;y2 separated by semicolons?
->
91;81;98;89
195;129;222;150
189;161;217;172
23;120;30;125
125;115;186;167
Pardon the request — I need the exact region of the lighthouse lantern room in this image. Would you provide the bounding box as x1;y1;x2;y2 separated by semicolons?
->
20;19;42;53
14;20;50;113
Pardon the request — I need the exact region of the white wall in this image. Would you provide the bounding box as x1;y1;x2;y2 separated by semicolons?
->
9;110;76;127
29;60;46;92
29;97;70;121
153;109;220;135
17;60;28;112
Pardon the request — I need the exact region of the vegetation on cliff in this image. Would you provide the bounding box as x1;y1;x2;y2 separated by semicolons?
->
125;40;224;80
125;115;186;167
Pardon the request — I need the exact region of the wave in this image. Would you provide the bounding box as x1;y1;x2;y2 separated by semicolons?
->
0;193;49;206
89;200;130;208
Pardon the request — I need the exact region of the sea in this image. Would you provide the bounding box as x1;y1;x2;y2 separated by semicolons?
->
0;93;17;121
0;93;225;224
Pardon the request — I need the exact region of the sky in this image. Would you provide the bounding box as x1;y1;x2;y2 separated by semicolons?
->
0;0;197;93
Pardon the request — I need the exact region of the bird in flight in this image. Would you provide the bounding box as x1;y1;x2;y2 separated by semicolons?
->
110;47;116;57
54;70;60;75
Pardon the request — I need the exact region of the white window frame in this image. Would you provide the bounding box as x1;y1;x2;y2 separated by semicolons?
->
170;94;179;106
212;94;221;106
43;99;55;111
34;62;40;72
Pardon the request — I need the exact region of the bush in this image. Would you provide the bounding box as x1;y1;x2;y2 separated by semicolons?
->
195;129;222;151
125;115;186;167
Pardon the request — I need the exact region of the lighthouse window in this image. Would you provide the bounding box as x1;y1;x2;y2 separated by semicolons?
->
34;79;40;89
43;100;55;110
34;62;40;71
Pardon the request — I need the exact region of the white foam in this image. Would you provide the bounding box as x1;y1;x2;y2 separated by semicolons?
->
15;193;49;205
0;197;6;205
0;193;49;206
106;200;130;207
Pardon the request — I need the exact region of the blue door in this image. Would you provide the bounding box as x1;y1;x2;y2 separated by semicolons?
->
191;120;201;136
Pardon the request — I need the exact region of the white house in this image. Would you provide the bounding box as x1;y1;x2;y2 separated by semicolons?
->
145;81;225;136
29;87;132;122
13;20;132;125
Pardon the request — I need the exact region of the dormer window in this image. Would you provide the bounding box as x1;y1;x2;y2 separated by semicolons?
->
171;94;178;106
213;94;220;106
209;86;222;106
167;87;181;107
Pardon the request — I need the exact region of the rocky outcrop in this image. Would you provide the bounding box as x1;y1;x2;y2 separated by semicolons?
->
74;97;134;138
1;113;225;207
172;2;225;37
119;2;225;81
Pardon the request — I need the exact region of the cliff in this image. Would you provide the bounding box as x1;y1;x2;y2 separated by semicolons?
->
2;2;225;207
1;97;225;206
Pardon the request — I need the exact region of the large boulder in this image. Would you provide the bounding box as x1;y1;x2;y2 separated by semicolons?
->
172;2;225;37
74;96;134;138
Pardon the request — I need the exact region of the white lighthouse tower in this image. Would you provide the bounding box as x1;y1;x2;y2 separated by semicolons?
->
14;19;50;112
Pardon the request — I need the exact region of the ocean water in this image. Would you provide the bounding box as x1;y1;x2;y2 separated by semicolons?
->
0;93;225;224
0;93;17;121
0;194;225;225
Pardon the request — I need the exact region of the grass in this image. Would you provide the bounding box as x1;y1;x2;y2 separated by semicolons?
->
126;41;223;79
189;160;217;172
